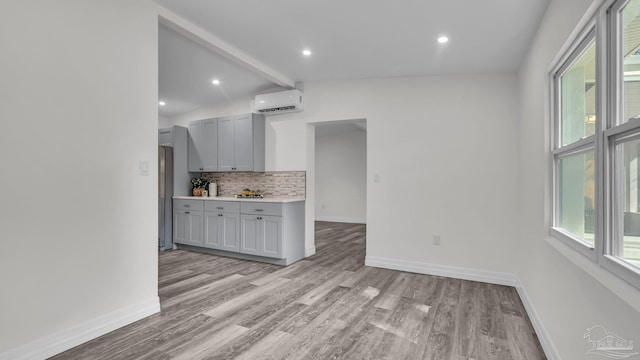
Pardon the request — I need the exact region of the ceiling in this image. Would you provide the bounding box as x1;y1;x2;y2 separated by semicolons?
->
157;0;550;117
159;24;284;117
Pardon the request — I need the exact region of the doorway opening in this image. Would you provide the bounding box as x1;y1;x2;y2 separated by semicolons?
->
308;119;367;260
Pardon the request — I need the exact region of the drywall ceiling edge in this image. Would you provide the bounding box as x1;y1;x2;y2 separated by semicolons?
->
158;5;296;89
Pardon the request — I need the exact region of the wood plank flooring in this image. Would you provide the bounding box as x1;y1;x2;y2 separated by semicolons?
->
51;221;546;360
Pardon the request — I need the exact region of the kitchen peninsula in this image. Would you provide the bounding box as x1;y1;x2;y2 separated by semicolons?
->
172;196;305;266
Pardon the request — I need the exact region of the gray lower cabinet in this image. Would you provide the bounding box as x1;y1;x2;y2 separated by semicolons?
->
204;211;240;252
240;215;284;259
239;215;283;258
217;114;265;172
261;215;283;258
188;118;218;172
174;199;204;247
239;215;261;256
174;199;304;265
173;209;203;247
240;202;285;259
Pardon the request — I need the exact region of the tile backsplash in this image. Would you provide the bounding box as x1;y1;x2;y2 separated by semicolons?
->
201;171;306;198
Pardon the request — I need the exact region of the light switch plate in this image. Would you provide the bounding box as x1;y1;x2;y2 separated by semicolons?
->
139;160;149;176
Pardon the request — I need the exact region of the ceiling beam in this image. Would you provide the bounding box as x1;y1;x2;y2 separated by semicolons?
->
158;6;296;89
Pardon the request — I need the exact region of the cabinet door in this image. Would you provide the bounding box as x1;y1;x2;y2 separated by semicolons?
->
173;210;189;245
217;116;235;171
158;128;172;146
201;119;218;171
174;210;203;246
234;114;254;171
187;211;204;246
203;211;221;249
219;212;240;252
188;121;203;172
261;215;283;258
240;215;261;255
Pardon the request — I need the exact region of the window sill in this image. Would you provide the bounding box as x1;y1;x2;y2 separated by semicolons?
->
549;227;597;261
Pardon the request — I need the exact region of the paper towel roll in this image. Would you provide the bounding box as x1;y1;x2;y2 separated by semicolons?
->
209;182;217;197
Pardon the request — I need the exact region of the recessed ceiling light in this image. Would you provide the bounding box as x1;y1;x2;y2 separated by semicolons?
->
212;79;220;85
302;49;312;56
437;36;449;44
159;101;166;106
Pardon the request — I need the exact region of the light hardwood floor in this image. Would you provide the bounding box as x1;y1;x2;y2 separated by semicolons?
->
52;222;546;360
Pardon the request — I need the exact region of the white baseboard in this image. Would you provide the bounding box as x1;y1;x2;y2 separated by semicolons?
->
305;245;317;257
364;256;559;360
513;278;561;360
315;216;366;224
365;255;517;286
0;297;160;360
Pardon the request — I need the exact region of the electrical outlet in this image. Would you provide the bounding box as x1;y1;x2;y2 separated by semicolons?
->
432;235;441;245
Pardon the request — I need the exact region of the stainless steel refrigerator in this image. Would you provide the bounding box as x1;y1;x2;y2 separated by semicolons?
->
159;146;173;250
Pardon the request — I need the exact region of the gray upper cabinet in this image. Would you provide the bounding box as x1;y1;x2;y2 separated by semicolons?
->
158;128;172;146
217;114;265;172
157;126;190;196
188;121;202;172
234;114;254;171
188;118;218;172
217;116;236;171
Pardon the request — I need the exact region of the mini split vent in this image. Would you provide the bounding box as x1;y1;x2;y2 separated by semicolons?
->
258;105;298;114
254;89;304;115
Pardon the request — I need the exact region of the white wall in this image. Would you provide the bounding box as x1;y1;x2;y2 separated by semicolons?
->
169;96;254;126
315;124;367;223
172;74;520;273
517;0;640;358
0;1;159;358
276;76;520;273
158;115;170;128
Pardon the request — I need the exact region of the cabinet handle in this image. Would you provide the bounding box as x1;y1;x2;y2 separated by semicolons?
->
184;205;190;208
218;214;223;217
185;211;190;214
216;207;223;210
255;209;264;212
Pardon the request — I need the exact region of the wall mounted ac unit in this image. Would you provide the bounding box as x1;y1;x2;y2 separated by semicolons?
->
254;89;304;115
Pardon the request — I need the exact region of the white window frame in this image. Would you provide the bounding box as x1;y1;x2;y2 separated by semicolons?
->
600;0;640;289
550;22;599;261
550;0;640;290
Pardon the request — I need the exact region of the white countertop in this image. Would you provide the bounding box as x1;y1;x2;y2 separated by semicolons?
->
173;196;305;203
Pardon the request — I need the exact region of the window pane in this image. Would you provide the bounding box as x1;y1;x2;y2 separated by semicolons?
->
558;151;595;245
614;137;640;268
560;41;596;145
621;0;640;124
